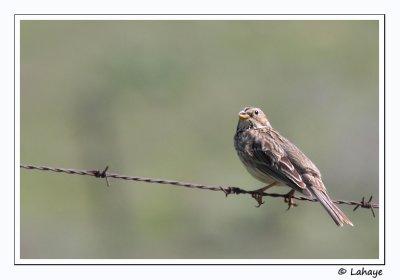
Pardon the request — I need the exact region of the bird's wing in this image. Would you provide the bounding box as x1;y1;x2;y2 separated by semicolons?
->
249;128;312;197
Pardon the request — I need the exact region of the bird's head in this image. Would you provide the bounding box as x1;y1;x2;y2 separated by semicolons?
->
236;107;271;131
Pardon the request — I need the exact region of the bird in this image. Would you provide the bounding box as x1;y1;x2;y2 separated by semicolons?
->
233;106;353;227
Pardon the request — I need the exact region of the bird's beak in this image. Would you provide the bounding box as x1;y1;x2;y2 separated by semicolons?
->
239;110;249;121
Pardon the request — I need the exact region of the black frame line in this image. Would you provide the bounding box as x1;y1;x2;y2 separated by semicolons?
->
14;13;386;266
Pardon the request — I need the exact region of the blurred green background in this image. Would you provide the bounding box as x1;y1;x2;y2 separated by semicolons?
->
20;20;379;259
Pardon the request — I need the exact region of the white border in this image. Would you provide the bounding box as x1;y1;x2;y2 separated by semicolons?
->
15;14;383;21
15;17;21;264
15;14;385;265
15;258;383;265
378;16;385;262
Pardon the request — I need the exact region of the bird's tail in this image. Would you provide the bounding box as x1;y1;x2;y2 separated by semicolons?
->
309;187;353;227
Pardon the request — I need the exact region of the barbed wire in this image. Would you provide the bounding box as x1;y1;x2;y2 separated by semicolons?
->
20;164;378;216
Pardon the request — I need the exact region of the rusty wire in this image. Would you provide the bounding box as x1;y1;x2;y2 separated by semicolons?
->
20;164;378;215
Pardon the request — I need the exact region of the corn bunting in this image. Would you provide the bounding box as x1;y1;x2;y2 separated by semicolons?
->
233;106;353;226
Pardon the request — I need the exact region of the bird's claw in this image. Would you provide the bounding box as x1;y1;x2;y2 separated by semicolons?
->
251;192;265;207
250;182;278;208
284;189;297;210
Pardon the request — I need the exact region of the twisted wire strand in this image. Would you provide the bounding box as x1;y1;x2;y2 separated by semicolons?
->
20;164;378;214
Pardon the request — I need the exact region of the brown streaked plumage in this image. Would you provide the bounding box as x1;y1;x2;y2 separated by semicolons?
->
234;106;353;227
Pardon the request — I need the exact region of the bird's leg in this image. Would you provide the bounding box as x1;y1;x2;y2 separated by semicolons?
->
284;189;297;210
251;181;278;208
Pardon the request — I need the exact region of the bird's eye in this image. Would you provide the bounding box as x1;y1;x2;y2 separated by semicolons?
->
254;110;259;115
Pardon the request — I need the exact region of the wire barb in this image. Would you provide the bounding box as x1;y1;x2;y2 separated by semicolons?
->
20;164;379;213
89;166;110;187
353;196;376;218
